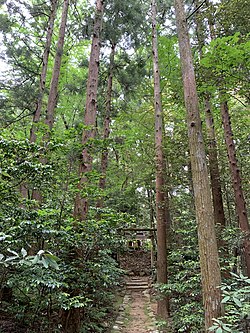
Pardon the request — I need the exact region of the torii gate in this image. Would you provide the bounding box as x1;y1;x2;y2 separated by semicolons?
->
119;228;157;269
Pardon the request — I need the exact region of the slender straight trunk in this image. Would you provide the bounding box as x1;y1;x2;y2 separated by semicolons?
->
206;0;250;275
45;0;69;133
20;0;58;199
73;0;104;221
162;120;172;232
205;98;229;278
193;1;226;227
174;0;222;330
162;154;171;233
204;98;226;227
151;0;169;322
61;4;104;330
223;180;233;226
29;0;58;144
147;188;156;269
220;100;250;277
32;0;69;202
97;43;116;208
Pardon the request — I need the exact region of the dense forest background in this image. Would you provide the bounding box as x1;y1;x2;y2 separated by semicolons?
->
0;0;249;332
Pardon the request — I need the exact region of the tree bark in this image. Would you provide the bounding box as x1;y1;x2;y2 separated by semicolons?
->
32;0;69;202
204;98;226;227
20;0;58;199
174;0;222;330
45;0;69;134
74;0;104;221
193;0;226;228
29;0;58;144
147;188;156;269
151;0;169;322
61;4;104;330
97;43;116;208
205;0;250;276
220;100;250;277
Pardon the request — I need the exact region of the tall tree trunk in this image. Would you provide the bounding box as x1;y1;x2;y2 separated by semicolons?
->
151;0;170;322
220;100;250;277
205;0;250;275
29;0;58;144
32;0;69;202
174;0;222;330
193;0;226;228
61;4;104;330
147;188;156;269
97;43;116;208
45;0;69;134
20;0;58;199
73;0;104;221
204;98;226;227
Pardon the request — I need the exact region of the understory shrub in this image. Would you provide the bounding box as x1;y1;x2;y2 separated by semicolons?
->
210;273;250;333
0;214;128;332
0;137;131;332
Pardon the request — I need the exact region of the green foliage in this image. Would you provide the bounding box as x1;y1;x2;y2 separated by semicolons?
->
200;33;250;99
0;134;131;332
103;0;150;47
0;136;52;184
1;207;128;331
156;215;204;333
158;35;183;102
0;247;59;270
210;273;250;333
215;0;250;36
209;318;234;333
0;0;250;332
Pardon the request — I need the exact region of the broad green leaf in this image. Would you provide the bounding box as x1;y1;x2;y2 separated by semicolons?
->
7;248;18;256
232;297;242;307
221;296;230;303
41;257;49;268
209;325;218;331
31;255;39;264
44;253;58;261
21;248;27;258
5;256;18;262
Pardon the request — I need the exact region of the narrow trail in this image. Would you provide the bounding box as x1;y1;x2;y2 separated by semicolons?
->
124;291;156;333
112;276;159;333
111;250;160;333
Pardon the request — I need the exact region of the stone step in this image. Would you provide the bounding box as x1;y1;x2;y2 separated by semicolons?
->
126;285;149;290
126;281;148;286
127;278;149;282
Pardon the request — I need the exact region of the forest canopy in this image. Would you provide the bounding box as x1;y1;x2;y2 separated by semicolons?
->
0;0;249;332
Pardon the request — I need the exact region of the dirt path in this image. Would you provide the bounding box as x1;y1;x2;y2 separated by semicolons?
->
124;291;156;333
112;276;158;333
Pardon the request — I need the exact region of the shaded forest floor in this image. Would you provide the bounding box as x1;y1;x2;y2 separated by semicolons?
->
0;311;27;333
